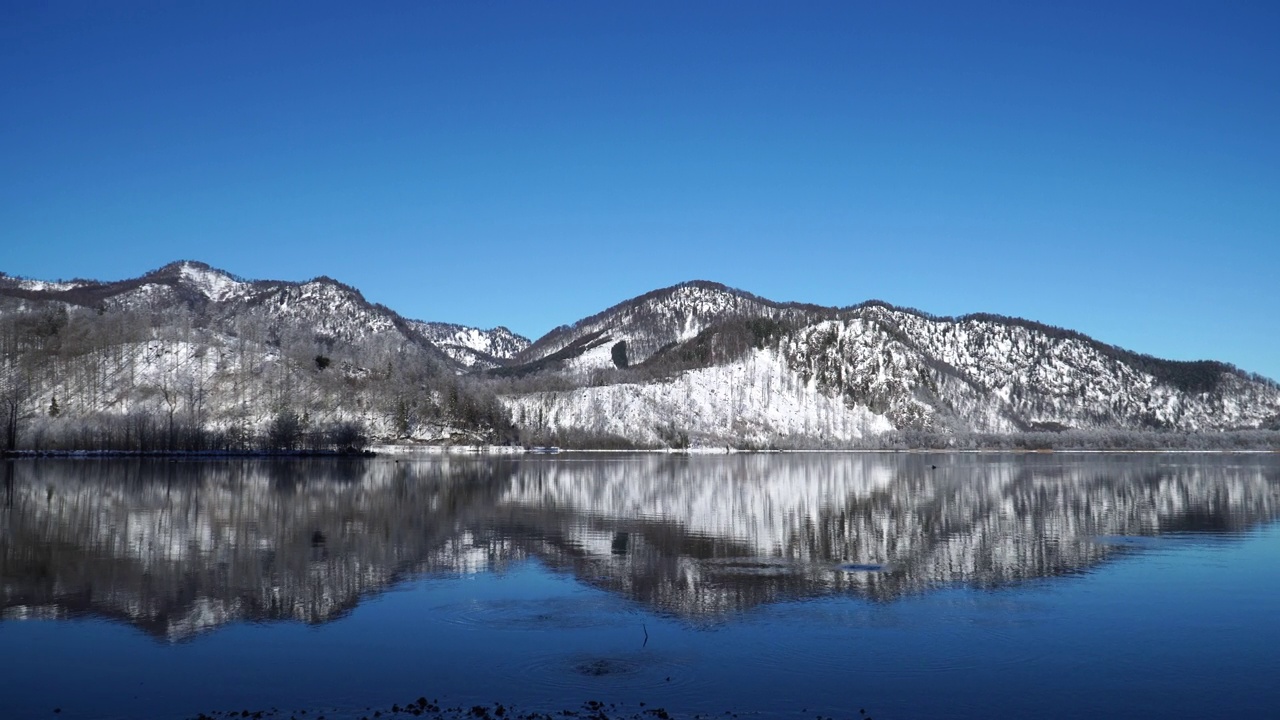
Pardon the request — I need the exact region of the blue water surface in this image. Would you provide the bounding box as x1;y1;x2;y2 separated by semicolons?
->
2;454;1278;719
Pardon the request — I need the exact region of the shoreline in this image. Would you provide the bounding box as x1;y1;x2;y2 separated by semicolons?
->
5;445;1276;459
0;448;377;459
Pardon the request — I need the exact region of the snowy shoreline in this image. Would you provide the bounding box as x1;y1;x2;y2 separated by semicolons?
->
4;444;1275;460
0;449;377;459
372;444;1280;456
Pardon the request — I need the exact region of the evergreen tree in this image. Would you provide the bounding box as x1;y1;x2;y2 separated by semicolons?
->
394;397;411;437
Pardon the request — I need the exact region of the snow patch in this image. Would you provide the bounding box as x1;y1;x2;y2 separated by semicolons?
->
504;348;894;446
178;263;245;302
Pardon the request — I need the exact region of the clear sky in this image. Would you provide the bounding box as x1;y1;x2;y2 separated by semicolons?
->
2;1;1277;380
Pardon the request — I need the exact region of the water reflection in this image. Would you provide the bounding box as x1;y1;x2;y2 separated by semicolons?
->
2;453;1277;639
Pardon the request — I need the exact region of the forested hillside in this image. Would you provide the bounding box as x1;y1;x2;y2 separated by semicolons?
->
0;262;514;451
3;263;1278;452
493;282;1280;448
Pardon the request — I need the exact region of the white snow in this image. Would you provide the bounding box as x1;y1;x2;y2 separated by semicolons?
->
505;347;894;446
410;321;532;368
12;279;85;292
178;262;245;302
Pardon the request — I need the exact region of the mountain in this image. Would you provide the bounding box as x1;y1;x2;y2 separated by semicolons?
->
506;281;830;371
0;261;516;450
2;260;434;351
410;321;531;369
3;263;1278;451
493;282;1280;447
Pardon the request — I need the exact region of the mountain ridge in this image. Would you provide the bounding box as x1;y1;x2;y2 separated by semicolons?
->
3;261;1278;450
4;263;1271;386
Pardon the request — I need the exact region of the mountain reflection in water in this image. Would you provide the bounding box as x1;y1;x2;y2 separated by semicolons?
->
2;453;1277;640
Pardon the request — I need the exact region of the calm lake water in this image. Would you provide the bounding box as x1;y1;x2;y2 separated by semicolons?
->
2;453;1279;720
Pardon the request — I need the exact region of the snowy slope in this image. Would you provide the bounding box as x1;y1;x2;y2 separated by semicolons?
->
508;281;831;374
0;261;513;445
4;262;1278;448
496;289;1280;443
505;347;894;447
410;321;530;368
861;306;1280;430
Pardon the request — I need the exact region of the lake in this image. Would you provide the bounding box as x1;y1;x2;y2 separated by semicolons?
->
2;453;1278;720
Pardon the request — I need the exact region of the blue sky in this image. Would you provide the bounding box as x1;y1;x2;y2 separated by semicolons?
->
2;1;1277;379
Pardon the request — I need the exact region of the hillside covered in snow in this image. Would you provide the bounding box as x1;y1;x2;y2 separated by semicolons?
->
493;282;1280;448
0;261;517;450
410;320;530;369
2;263;1278;451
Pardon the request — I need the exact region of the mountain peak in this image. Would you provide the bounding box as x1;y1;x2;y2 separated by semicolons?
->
508;280;836;370
147;261;247;302
410;320;532;368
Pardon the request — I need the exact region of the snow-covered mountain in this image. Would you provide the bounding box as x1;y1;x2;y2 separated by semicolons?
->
410;321;530;369
3;264;1278;450
505;281;831;373
3;260;426;350
495;282;1280;447
0;261;516;447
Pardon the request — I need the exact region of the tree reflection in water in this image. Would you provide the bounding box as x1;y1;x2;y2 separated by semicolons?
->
1;453;1277;640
